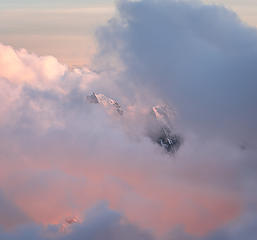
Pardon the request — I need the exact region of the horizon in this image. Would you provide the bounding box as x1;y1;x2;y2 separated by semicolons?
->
1;0;257;66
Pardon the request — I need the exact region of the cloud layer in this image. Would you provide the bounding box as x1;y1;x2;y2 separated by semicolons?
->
0;0;257;239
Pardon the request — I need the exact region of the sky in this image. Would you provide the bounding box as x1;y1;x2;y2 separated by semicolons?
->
0;0;257;240
1;0;257;66
0;0;115;66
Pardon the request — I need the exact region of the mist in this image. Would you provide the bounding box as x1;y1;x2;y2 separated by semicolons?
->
0;0;257;239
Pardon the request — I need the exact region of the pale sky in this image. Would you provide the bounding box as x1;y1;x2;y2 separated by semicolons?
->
0;0;112;8
0;0;257;66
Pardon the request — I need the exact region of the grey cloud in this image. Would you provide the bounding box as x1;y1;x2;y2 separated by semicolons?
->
0;205;154;240
94;0;257;238
1;0;257;239
62;205;154;240
0;192;31;228
97;0;257;145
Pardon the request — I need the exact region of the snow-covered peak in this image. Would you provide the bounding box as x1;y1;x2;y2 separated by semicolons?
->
86;93;182;154
87;93;123;115
152;104;175;128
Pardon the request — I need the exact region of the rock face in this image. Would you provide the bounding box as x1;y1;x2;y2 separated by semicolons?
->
61;216;80;233
95;94;123;116
155;127;182;153
87;93;182;154
86;92;99;104
87;93;123;115
152;105;175;127
148;105;182;154
65;216;80;225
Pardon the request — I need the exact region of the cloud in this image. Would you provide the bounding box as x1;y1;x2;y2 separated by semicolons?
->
0;43;67;87
95;0;257;237
97;0;257;144
0;205;154;240
0;192;31;228
0;0;257;239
